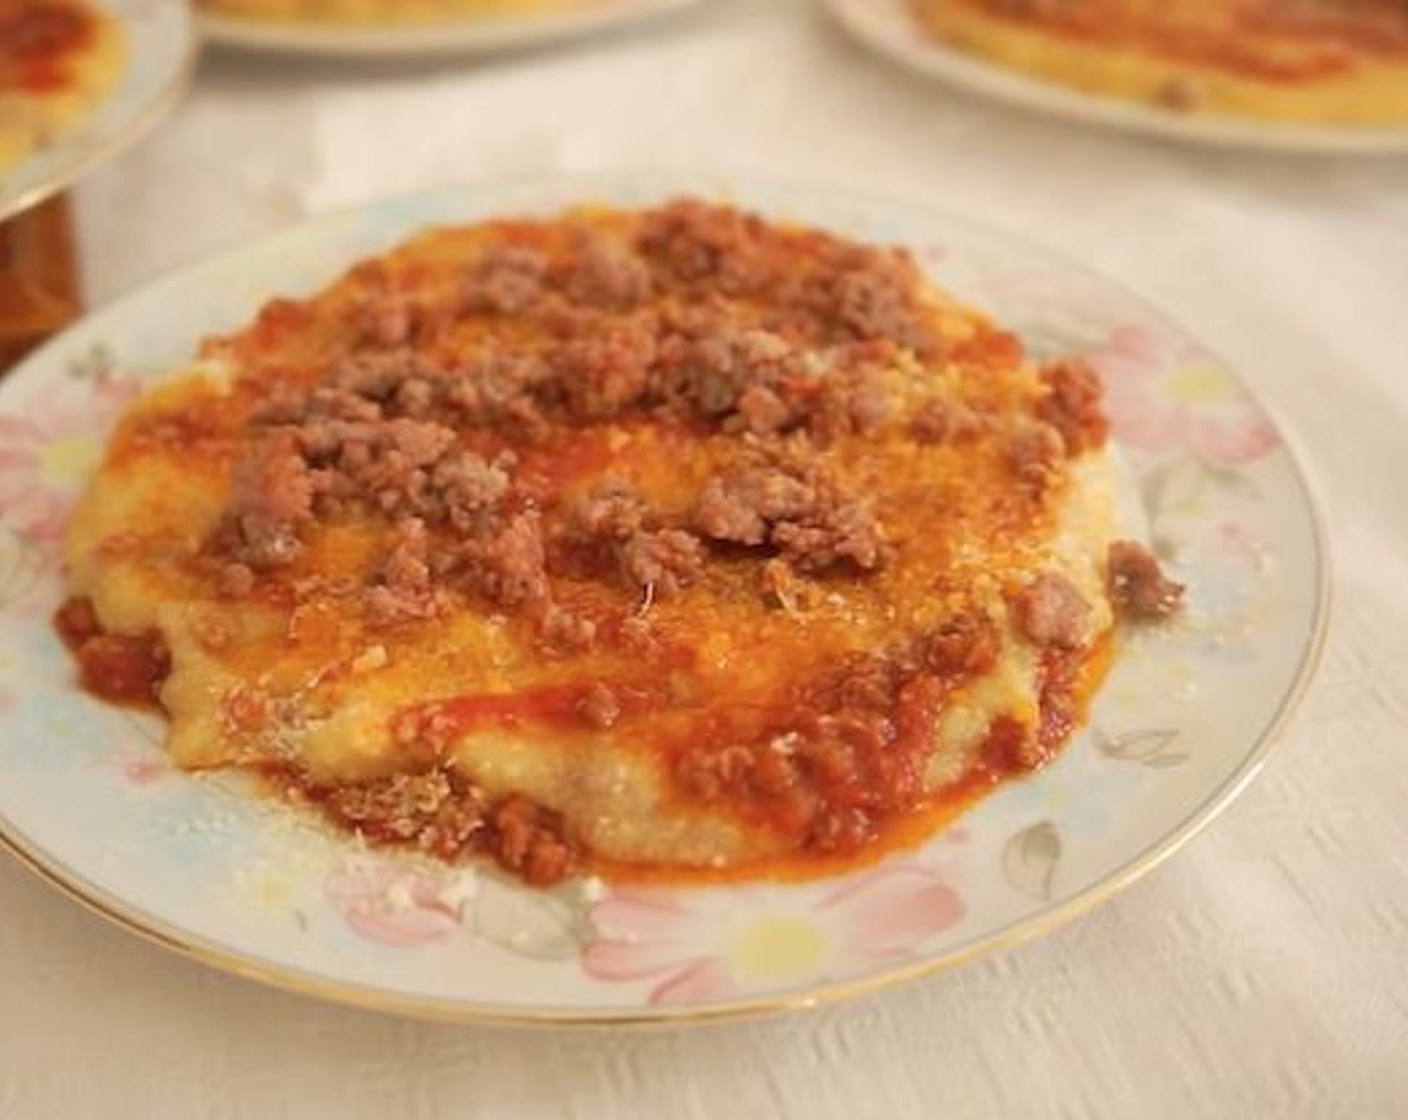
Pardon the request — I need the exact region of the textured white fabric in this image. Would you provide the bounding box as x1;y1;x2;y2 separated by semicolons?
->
2;1;1406;1115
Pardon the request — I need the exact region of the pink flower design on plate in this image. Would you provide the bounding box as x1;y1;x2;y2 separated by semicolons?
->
325;861;472;948
0;372;138;545
582;865;963;1006
1086;324;1278;468
95;742;171;786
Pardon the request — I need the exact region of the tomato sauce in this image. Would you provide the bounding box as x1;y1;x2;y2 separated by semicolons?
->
54;597;168;709
375;636;1105;884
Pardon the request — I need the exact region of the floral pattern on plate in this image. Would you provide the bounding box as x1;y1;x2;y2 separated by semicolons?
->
0;353;136;550
584;867;964;1005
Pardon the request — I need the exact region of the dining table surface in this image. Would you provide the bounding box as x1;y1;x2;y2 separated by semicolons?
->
1;1;1406;1116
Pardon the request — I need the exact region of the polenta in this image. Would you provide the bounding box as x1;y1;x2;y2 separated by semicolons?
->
60;200;1181;885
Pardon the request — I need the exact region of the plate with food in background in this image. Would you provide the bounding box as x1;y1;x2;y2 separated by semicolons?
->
0;0;196;223
0;172;1325;1023
825;0;1408;154
198;0;702;57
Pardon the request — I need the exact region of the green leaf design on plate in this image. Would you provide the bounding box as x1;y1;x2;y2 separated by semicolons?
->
472;878;587;961
1140;456;1206;522
0;526;47;609
1002;821;1061;901
66;343;117;383
1092;727;1186;767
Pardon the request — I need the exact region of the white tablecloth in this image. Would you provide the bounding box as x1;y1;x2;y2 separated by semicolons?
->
4;2;1408;1115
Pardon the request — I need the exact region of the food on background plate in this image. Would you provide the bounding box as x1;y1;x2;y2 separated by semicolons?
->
909;0;1408;124
59;199;1181;887
198;0;592;25
0;0;125;175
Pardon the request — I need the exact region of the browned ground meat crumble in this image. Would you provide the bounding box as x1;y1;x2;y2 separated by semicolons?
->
1038;358;1109;455
311;768;574;887
694;456;887;573
1107;539;1184;619
1012;571;1092;649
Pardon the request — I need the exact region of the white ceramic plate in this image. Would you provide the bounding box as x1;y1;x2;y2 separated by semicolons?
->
824;0;1408;155
199;0;699;58
0;0;196;223
0;172;1326;1024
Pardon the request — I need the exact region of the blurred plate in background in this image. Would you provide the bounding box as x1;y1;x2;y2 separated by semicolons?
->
199;0;703;58
824;0;1408;155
